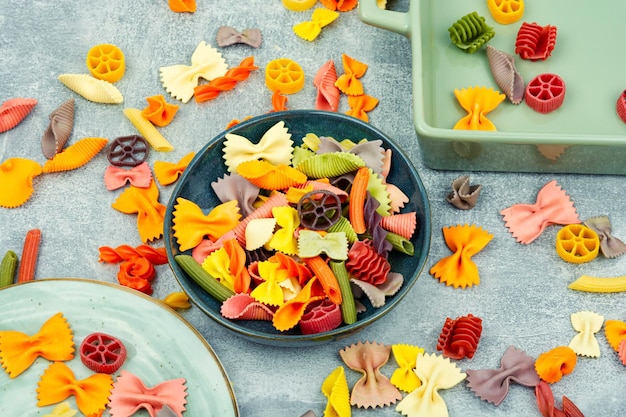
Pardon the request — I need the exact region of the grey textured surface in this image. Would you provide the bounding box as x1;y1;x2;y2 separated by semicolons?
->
1;1;625;416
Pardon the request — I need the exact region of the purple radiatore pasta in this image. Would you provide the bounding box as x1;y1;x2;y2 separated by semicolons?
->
466;346;540;406
0;97;37;133
486;45;525;105
436;314;483;360
345;239;390;285
41;98;74;159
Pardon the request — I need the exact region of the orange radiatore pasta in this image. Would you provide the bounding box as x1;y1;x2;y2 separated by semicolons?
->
172;197;241;252
534;346;577;383
0;312;74;378
42;137;108;173
237;160;307;190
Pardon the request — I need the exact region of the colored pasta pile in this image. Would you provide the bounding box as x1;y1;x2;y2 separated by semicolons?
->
171;121;418;334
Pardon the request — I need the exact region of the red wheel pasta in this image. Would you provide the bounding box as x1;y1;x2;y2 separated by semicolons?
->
80;332;127;374
525;73;566;114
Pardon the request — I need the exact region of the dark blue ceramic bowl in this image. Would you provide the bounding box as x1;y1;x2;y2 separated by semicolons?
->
164;110;431;346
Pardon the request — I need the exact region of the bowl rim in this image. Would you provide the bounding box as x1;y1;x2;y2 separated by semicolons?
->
163;109;432;345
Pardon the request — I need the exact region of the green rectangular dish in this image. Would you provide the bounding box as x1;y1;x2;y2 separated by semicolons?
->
359;0;626;174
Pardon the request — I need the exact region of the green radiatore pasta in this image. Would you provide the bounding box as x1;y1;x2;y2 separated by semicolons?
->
449;11;495;53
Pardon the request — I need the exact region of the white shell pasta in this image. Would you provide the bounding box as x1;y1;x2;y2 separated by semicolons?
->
58;74;123;104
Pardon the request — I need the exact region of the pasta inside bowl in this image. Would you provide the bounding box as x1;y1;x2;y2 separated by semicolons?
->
164;110;431;346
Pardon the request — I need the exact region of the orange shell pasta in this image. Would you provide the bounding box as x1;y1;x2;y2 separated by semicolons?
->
42;137;108;173
0;157;42;208
237;160;307;190
534;346;577;383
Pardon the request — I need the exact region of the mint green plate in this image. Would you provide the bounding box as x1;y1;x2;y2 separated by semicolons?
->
360;0;626;174
0;279;239;416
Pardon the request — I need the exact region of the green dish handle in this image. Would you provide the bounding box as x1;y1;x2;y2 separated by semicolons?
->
358;0;412;37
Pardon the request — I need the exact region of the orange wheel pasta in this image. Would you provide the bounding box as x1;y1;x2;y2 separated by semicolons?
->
265;58;305;94
86;44;125;83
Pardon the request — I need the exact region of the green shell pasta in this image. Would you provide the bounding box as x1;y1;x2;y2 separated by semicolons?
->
449;12;495;53
295;152;365;178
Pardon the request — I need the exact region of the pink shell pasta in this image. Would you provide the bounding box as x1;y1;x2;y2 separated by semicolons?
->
0;98;37;133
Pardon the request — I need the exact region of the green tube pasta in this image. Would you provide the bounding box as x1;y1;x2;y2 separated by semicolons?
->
385;232;415;256
0;250;18;288
329;260;357;325
174;254;235;302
